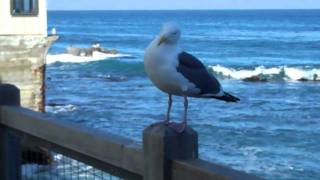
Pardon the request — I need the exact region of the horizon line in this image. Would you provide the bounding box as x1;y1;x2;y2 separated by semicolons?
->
47;8;320;11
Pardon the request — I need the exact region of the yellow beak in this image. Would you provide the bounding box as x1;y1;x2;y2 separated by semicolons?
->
158;36;167;46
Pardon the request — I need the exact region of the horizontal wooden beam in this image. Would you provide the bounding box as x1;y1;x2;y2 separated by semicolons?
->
172;159;261;180
0;106;261;180
11;128;142;180
0;106;143;177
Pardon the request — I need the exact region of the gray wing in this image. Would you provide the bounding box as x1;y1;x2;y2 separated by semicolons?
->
177;51;221;95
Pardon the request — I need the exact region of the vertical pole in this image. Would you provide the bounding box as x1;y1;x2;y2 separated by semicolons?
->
0;84;21;180
143;124;198;180
0;84;20;106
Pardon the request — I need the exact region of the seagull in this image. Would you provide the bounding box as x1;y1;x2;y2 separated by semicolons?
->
144;22;240;133
51;28;56;35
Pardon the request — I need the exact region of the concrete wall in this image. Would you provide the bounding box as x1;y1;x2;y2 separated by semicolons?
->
0;0;47;36
0;35;57;112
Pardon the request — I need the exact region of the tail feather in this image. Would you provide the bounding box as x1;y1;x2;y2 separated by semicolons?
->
213;92;240;102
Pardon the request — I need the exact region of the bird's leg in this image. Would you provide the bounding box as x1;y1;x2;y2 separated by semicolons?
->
152;94;172;127
168;96;188;133
183;95;188;126
164;94;172;124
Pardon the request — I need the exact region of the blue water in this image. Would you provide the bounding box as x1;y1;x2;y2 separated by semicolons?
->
46;10;320;179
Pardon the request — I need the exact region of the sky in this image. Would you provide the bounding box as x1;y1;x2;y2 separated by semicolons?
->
47;0;319;10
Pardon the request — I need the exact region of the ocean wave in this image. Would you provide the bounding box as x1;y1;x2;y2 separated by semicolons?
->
46;52;133;64
46;104;77;114
210;65;320;82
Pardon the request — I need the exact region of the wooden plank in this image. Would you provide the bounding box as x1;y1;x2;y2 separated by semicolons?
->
0;125;22;180
0;106;144;176
0;84;20;106
172;159;262;180
0;105;262;180
11;128;142;180
0;84;21;180
143;124;198;180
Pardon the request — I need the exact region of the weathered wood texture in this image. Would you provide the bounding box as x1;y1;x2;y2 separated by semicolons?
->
0;106;262;180
8;127;142;180
172;159;260;180
0;106;143;176
0;84;20;105
0;126;22;180
0;106;259;180
0;84;262;180
143;124;198;180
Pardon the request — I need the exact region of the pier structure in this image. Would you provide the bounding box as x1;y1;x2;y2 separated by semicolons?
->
0;0;57;112
0;84;261;180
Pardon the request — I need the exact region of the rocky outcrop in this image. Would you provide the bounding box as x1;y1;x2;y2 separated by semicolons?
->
66;46;118;57
243;75;268;82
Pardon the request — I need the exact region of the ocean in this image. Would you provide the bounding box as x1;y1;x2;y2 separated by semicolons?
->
46;10;320;179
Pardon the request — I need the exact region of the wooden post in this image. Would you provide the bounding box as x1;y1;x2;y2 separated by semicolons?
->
0;84;20;106
0;84;21;180
143;123;198;180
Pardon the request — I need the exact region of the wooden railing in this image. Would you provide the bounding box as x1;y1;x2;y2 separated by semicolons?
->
0;84;261;180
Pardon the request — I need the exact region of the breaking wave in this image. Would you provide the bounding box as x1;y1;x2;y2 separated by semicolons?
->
210;65;320;81
46;52;133;64
46;52;320;82
46;104;77;114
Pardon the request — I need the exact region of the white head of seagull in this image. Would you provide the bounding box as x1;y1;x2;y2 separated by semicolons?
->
144;22;240;133
158;22;181;46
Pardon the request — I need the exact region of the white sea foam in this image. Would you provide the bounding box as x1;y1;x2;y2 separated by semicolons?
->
46;51;132;64
46;104;77;114
210;65;320;81
283;67;320;81
22;163;56;178
21;154;64;178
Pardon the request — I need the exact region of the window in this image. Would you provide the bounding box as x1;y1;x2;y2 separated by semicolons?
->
11;0;38;16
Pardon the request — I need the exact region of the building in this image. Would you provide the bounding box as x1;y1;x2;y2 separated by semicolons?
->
0;0;57;112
